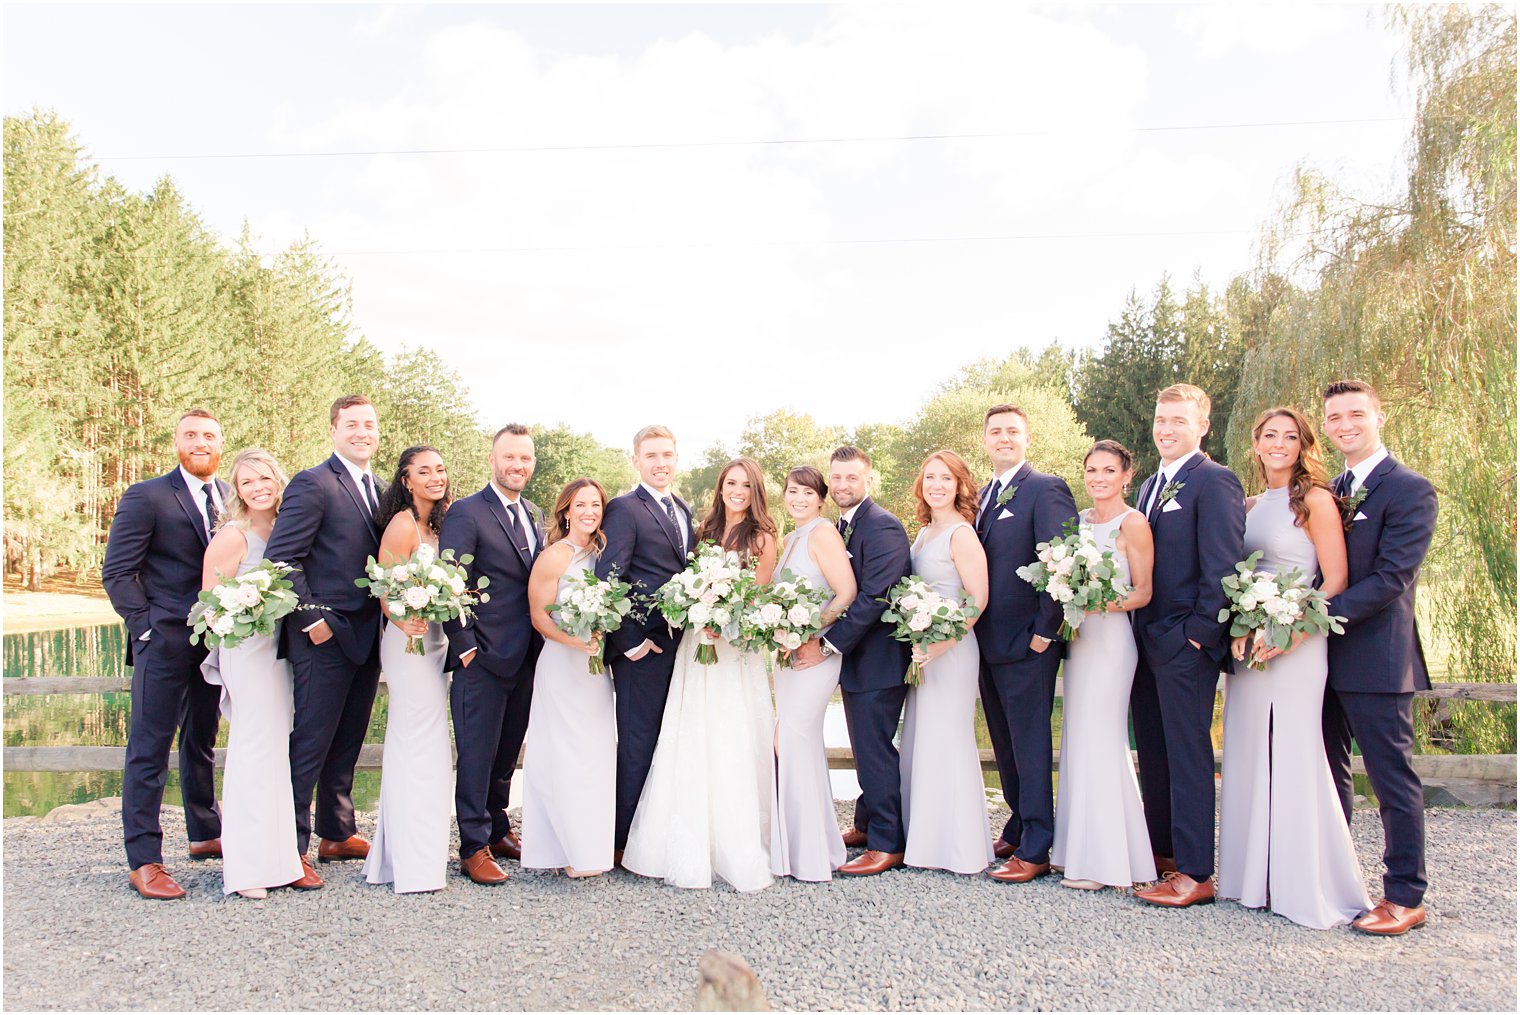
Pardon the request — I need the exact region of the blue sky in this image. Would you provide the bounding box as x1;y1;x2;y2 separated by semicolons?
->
5;4;1412;455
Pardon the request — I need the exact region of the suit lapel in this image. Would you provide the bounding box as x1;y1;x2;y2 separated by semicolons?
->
168;468;210;548
637;486;685;558
328;455;375;531
482;486;532;569
1359;456;1397;499
1136;474;1157;516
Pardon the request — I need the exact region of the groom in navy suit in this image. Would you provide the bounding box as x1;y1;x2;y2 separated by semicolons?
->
1131;383;1245;908
975;405;1078;884
1320;379;1438;936
265;394;385;885
441;424;544;885
597;425;695;855
104;408;228;899
793;446;912;876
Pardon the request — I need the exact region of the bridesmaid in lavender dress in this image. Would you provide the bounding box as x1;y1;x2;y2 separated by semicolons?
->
770;466;857;882
1049;441;1157;891
899;450;992;875
200;449;303;900
1218;408;1371;929
522;478;617;878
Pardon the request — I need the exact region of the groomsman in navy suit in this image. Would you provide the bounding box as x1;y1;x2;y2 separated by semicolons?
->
441;424;544;885
265;394;384;886
1131;383;1245;908
597;425;695;856
974;405;1079;884
1319;379;1438;936
792;446;912;876
104;409;229;899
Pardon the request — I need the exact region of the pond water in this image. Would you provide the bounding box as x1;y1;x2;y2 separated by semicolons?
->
5;622;1239;816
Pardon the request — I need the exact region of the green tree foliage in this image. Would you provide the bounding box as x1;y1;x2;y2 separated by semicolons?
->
1220;6;1515;745
526;424;637;511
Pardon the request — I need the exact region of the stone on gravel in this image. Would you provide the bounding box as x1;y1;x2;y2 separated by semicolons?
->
696;950;770;1011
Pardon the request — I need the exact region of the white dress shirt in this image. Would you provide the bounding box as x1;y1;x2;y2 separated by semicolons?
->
179;465;224;535
334;453;377;514
1145;448;1201;515
641;482;689;548
492;483;537;554
1347;445;1389;492
980;462;1024;520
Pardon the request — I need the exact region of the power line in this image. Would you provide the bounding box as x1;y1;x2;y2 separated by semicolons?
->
76;117;1412;162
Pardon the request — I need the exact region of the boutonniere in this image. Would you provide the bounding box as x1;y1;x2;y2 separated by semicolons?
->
995;484;1019;508
842;522;854;544
1159;480;1185;505
1340;486;1368;529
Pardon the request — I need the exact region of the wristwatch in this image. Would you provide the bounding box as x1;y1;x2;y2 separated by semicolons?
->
819;641;838;658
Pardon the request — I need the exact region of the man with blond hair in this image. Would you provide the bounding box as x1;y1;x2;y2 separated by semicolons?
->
1130;383;1244;908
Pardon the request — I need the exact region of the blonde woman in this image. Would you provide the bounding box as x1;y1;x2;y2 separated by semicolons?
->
201;449;305;899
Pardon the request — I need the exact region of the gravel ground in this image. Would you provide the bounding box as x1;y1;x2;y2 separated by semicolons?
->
3;801;1514;1012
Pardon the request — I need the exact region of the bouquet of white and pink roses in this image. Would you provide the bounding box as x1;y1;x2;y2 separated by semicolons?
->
1016;519;1131;639
656;542;756;665
738;570;832;669
1218;550;1345;670
879;574;980;686
546;567;636;675
188;559;300;649
356;543;489;655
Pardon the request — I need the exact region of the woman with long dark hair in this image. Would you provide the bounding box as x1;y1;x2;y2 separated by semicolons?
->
622;457;781;892
1216;408;1370;928
521;478;617;878
363;445;456;894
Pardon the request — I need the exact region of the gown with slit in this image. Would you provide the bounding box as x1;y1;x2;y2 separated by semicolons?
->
622;586;776;892
521;542;617;874
363;521;454;894
1049;509;1157;887
1217;486;1372;928
899;521;994;875
770;517;846;881
201;527;303;895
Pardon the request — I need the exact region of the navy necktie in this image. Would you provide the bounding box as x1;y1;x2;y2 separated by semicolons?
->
1333;471;1352;497
362;473;379;516
661;496;684;554
201;483;219;538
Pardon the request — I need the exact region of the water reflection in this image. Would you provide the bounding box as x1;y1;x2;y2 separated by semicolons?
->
4;622;129;679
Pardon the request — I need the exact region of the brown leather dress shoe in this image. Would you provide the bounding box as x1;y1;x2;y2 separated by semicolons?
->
836;850;905;876
1352;899;1426;936
988;857;1051;883
187;838;223;860
992;838;1016;860
287;856;324;890
317;834;370;862
129;863;186;900
489;830;522;862
840;827;868;848
1152;853;1178;876
462;847;509;885
1134;871;1215;907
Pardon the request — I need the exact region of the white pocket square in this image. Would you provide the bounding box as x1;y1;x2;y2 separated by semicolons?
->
997;508;1014;521
1354;511;1368;521
1161;499;1182;513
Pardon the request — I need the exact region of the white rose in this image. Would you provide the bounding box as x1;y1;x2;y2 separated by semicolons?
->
450;576;466;595
414;543;436;565
428;566;447;583
711;607;732;627
248;569;272;588
214;585;241;611
900;594;921;611
700;589;720;606
759;603;785;626
907;612;933;632
780;631;803;650
688;602;712;626
711;581;733;599
1051;544;1068;561
1053;557;1076;576
402;586;432;611
210;614;236;637
236;584;263;608
1249;579;1279;601
1240;594;1259;612
368;562;385;580
391;565;411;582
787;604;812;626
389;601;407;617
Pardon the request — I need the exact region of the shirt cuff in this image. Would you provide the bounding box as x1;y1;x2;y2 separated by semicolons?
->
460;648;477;663
624;639;651;660
302;619;325;633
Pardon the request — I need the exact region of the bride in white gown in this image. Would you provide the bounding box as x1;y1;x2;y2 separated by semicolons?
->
622;457;779;892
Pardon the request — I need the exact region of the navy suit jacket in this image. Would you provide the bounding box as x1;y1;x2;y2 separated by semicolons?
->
976;464;1079;665
596;486;696;658
439;485;545;678
264;454;384;665
1326;456;1436;694
102;468;231;665
1133;453;1245;666
826;498;913;693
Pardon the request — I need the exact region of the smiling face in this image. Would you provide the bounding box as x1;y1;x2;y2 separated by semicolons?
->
491;432;536;495
1254;413;1303;480
405;450;448;508
1322;390;1385;465
720;465;753;517
233;460;280;515
633;436;677;492
1153;397;1208;466
568;485;603;540
175;415;224;480
920;457;957;513
331;403;379;466
784;481;823;523
828;456;870;511
1083;450;1132;504
983;411;1030;473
